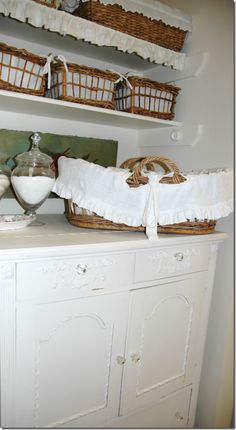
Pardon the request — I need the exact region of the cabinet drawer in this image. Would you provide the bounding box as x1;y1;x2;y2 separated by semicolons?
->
115;387;192;428
134;244;210;283
17;253;134;302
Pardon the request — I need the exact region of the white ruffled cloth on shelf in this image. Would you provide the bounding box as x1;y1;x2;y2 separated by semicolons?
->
53;157;233;239
0;0;186;70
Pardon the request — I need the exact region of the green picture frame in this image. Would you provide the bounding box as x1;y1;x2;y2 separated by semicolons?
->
0;129;118;198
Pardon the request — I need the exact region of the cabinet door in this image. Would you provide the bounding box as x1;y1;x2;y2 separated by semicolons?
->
14;292;129;428
121;273;206;415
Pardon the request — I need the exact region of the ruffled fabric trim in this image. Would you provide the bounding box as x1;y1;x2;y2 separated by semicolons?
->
53;162;233;228
155;200;234;226
55;177;233;227
0;0;186;70
55;182;147;226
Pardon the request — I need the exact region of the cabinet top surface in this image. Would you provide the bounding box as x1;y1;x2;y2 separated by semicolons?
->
0;215;226;259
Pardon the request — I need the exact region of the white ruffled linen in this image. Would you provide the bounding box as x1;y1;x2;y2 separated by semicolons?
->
0;0;186;70
53;157;233;236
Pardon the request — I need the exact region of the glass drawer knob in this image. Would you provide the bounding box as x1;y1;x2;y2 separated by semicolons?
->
175;411;184;421
116;356;126;365
76;264;88;274
174;252;184;261
131;353;141;363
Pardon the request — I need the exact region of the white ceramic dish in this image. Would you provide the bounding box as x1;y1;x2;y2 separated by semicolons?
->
0;215;36;231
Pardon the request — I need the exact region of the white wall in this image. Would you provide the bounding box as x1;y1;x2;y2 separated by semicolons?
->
139;0;234;427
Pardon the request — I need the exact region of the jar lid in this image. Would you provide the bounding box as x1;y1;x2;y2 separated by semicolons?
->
15;133;53;165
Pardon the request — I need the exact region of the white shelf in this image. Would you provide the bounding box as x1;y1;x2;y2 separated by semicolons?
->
0;90;182;130
0;15;162;73
0;0;186;71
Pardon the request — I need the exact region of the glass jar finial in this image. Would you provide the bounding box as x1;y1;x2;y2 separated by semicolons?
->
31;132;41;148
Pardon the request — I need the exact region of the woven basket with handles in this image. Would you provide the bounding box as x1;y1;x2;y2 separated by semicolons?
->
66;156;216;235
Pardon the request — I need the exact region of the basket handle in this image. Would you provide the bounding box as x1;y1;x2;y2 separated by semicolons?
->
121;157;154;172
120;156;171;175
121;156;186;186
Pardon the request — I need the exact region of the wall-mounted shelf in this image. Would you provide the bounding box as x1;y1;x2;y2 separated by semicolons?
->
0;15;157;73
0;0;186;72
0;90;182;130
153;52;208;84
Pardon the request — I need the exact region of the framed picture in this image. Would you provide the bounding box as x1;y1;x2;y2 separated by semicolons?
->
0;129;118;198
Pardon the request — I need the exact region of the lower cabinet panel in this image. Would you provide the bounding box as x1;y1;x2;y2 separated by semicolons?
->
13;292;129;428
120;274;205;415
108;386;192;428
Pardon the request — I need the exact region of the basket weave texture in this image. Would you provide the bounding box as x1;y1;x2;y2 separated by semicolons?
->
32;0;60;8
48;62;119;109
0;43;47;96
115;77;180;120
73;0;187;52
66;156;216;235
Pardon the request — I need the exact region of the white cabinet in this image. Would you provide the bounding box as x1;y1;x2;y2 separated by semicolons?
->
0;216;225;428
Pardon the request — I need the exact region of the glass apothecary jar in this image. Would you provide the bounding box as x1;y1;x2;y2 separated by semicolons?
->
11;133;55;220
0;153;11;200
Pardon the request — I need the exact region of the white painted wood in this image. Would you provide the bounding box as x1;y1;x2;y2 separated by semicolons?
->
0;90;182;130
0;215;226;257
151;53;209;84
107;386;192;428
187;242;219;427
14;293;129;428
16;253;134;302
0;263;16;428
0;215;226;428
134;244;210;282
120;273;206;415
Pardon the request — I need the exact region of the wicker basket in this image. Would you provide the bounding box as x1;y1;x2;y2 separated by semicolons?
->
48;61;119;109
115;77;180;120
0;43;47;96
73;0;187;52
32;0;61;8
65;156;216;235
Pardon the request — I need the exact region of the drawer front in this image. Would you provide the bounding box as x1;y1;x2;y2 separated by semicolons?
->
134;244;210;283
114;386;192;428
17;253;134;302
